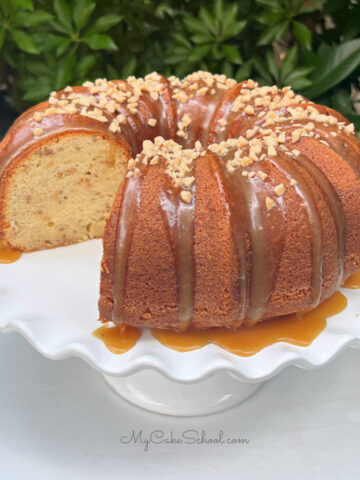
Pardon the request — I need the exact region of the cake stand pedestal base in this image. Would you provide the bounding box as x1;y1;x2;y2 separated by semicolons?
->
103;369;264;416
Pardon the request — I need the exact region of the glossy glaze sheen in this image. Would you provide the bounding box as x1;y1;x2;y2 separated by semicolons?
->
342;270;360;289
94;290;348;356
0;248;22;264
1;72;359;330
99;75;360;330
93;324;141;354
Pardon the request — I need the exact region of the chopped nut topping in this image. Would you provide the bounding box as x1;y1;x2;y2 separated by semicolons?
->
181;114;192;127
266;196;275;211
182;176;195;187
267;145;276;156
109;119;120;133
197;87;208;96
29;72;353;195
344;123;355;134
180;191;192;203
33;112;43;122
150;156;159;165
257;170;268;181
274;183;285;196
33;128;44;136
148;118;157;127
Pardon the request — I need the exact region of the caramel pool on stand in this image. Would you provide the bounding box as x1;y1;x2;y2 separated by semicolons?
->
342;270;360;289
93;324;141;354
0;248;22;264
94;290;349;356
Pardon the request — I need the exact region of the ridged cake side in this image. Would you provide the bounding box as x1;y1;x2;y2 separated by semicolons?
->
0;71;359;328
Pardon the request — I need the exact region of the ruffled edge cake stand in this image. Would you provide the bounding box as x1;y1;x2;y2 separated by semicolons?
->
1;240;359;416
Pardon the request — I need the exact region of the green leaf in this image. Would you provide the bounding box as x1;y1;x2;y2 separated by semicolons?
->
214;0;224;19
165;53;189;65
76;53;97;77
172;45;190;56
253;56;273;84
50;19;71;35
16;10;54;28
11;30;39;54
55;48;76;89
106;63;119;80
222;45;242;64
299;0;325;13
304;40;360;98
121;57;137;77
54;0;72;32
331;89;360;130
287;76;312;90
331;89;354;112
266;50;278;81
32;32;64;52
188;44;212;63
11;0;33;11
257;10;285;24
23;84;53;101
293;20;312;50
83;33;117;50
256;0;281;8
23;59;51;76
173;33;191;49
56;38;71;56
183;16;208;35
84;14;123;36
199;7;218;36
281;45;298;79
73;0;95;31
257;19;289;46
236;60;252;82
0;29;5;51
225;21;246;38
285;66;313;84
221;60;234;78
191;33;213;44
221;4;238;34
342;6;360;41
211;44;222;61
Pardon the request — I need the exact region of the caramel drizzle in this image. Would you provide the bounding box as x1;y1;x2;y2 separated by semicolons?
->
273;154;323;307
112;176;142;322
233;171;273;323
213;161;248;324
160;181;195;331
112;95;357;329
2;73;357;329
294;153;346;287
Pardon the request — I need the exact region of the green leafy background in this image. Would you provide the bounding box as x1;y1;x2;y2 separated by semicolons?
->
1;0;360;132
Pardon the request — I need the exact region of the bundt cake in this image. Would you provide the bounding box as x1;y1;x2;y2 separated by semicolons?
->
0;71;359;330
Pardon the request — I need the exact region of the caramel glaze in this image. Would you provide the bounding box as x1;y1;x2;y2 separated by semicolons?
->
95;290;348;355
342;270;360;289
96;75;360;330
151;291;347;355
93;323;141;354
1;73;359;330
0;247;22;263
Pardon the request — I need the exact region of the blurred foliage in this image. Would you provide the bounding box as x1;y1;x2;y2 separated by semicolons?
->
0;0;360;129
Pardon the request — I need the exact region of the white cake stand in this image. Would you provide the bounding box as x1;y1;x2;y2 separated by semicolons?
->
1;240;359;416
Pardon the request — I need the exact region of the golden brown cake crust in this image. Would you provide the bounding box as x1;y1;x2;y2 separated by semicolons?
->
97;73;360;330
0;72;359;329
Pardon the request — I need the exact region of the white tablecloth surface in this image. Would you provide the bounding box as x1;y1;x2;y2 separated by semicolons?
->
0;331;359;479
